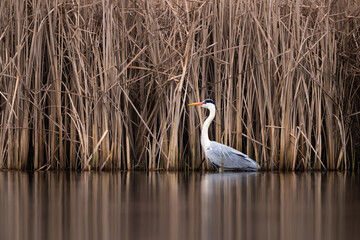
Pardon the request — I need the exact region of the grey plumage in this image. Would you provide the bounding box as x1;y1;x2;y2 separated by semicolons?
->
205;141;260;171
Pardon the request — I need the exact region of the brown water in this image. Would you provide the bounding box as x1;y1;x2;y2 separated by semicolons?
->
0;171;359;240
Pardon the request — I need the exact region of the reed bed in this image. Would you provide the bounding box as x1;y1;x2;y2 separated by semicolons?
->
0;0;359;171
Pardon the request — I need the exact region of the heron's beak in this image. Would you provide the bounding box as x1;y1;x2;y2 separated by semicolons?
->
188;102;204;106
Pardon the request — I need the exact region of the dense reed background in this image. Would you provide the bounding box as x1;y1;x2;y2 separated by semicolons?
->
0;0;359;171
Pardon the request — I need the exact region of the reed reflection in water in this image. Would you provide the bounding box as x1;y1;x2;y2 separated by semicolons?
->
0;171;359;240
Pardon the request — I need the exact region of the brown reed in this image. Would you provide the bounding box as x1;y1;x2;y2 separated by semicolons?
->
0;0;359;171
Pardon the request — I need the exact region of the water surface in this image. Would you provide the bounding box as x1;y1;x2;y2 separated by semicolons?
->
0;171;359;240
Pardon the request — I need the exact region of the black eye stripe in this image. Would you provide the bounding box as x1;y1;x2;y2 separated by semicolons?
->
204;99;215;105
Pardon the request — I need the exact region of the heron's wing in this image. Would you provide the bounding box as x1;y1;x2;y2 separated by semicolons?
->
205;141;259;170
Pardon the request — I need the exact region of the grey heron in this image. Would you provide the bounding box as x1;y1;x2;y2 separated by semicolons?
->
188;99;260;171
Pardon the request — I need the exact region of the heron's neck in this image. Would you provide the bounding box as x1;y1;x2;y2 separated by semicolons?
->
201;107;216;150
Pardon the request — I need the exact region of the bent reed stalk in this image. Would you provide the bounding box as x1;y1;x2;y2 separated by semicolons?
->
0;0;359;171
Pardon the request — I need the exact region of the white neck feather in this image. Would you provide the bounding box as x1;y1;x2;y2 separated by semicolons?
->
201;105;216;151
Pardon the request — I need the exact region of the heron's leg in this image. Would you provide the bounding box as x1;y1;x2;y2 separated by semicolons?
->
220;157;224;173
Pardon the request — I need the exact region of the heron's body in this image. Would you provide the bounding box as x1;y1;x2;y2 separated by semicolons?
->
189;99;260;171
204;141;259;170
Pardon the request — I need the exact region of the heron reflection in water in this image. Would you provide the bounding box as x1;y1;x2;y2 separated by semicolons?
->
188;99;259;171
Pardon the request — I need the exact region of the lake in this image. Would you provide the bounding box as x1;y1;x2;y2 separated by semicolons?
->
0;171;359;240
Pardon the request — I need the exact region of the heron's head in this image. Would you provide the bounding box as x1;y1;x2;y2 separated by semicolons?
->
188;99;216;111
